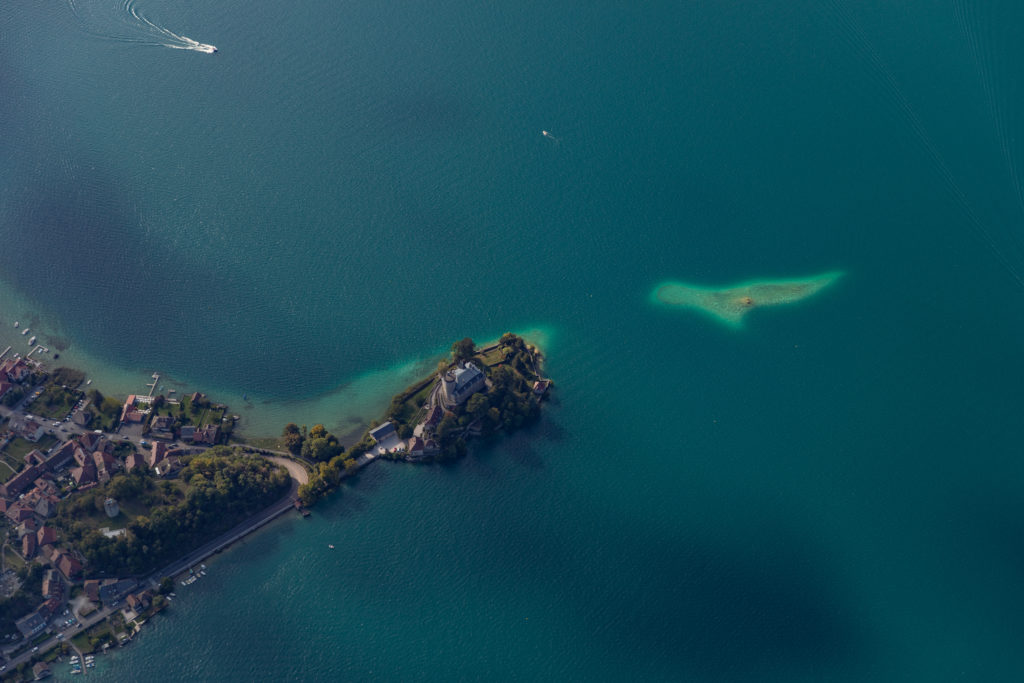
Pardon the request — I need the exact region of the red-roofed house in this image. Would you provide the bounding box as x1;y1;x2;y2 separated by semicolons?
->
1;464;41;499
71;463;97;486
56;552;83;581
192;424;220;445
148;441;167;468
0;358;31;383
37;526;57;547
124;453;143;472
21;533;36;560
5;503;34;524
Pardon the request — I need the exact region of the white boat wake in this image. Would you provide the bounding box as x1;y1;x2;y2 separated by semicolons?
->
68;0;216;54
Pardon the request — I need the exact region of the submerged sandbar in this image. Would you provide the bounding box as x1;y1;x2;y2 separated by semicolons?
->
652;271;842;326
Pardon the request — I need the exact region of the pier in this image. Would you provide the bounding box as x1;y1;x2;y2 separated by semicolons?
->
146;373;160;397
0;346;9;360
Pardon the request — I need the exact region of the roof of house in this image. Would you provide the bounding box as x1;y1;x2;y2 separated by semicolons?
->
369;422;397;442
149;441;168;467
5;503;34;523
15;611;46;638
21;533;36;558
37;526;57;546
45;440;77;469
71;464;96;485
57;552;83;580
2;464;41;499
79;432;102;452
193;424;219;444
34;496;56;518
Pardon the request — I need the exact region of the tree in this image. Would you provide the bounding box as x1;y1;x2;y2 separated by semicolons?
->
466;393;490;421
490;365;515;393
159;577;174;595
451;337;476;363
436;415;458;440
309;424;327;440
283;423;303;454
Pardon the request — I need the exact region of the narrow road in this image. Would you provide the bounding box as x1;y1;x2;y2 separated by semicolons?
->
264;456;309;485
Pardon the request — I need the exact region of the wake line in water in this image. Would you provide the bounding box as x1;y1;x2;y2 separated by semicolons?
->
68;0;216;53
817;0;1024;291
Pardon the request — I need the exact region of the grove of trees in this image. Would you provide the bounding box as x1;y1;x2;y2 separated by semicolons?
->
57;448;289;576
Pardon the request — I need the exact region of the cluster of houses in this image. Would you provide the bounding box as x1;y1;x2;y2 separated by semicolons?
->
120;393;220;445
0;364;229;661
133;440;197;478
0;428;184;648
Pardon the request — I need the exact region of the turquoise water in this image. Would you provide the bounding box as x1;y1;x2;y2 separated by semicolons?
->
3;0;1024;679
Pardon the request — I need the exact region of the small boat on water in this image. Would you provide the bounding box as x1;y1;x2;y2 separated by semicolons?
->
21;328;29;335
13;321;18;328
328;544;335;549
27;336;36;345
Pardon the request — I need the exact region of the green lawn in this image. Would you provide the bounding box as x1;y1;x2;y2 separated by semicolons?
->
196;405;226;429
477;345;509;367
3;546;25;571
32;384;81;419
0;460;16;484
148;397;226;430
2;436;56;465
237;436;283;450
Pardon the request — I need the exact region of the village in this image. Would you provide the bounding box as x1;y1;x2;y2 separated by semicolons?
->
0;333;552;679
0;353;235;680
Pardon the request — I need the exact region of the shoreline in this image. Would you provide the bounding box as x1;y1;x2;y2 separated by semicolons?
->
0;332;550;673
0;294;553;439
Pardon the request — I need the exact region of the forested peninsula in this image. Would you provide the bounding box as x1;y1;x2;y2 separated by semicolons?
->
283;333;551;506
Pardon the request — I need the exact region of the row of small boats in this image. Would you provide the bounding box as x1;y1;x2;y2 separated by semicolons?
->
69;654;95;674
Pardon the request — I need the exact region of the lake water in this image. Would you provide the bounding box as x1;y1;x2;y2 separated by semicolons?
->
3;0;1024;680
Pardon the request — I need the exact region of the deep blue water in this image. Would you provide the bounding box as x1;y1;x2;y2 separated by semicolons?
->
2;0;1024;680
